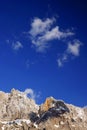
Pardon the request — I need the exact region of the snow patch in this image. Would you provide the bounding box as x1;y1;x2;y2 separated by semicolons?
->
34;123;38;128
54;124;59;128
1;126;4;130
76;107;85;120
1;119;31;126
60;121;64;125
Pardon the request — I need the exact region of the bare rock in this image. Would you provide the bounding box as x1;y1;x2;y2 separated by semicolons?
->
0;90;87;130
0;89;39;121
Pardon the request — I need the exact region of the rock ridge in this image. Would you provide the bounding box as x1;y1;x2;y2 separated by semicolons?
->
0;89;87;130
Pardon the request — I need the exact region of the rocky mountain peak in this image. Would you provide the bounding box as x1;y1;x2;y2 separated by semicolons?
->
0;89;87;130
0;89;39;121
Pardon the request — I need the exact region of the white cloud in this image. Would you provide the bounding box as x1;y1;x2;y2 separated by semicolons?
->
24;88;35;100
26;60;30;69
29;17;83;67
12;41;23;51
57;59;63;67
29;17;74;52
29;17;55;37
24;88;41;102
57;40;82;67
25;59;35;69
57;54;68;67
36;26;73;43
67;40;82;56
83;106;87;108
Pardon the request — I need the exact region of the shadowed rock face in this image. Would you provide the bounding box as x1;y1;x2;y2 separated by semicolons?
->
29;98;70;124
28;97;70;125
0;90;87;130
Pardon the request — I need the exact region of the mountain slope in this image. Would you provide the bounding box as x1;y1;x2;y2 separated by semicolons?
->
0;89;87;130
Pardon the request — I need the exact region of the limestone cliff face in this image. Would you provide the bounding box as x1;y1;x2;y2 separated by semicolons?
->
0;89;87;130
0;89;39;121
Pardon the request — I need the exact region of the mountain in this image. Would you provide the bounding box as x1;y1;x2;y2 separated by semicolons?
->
0;89;87;130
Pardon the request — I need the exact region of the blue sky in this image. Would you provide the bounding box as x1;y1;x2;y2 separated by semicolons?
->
0;0;87;106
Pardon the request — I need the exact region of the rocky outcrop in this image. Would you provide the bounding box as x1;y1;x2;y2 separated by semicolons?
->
0;89;39;121
0;89;87;130
29;97;70;124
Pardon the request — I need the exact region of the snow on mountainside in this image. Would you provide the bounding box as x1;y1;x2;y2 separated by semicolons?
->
0;89;87;130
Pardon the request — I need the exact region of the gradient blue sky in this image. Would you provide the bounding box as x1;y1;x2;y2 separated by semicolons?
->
0;0;87;106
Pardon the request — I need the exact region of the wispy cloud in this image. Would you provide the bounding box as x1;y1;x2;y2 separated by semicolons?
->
83;106;87;108
25;59;35;69
57;40;82;67
29;17;83;67
24;88;41;103
6;40;23;51
24;88;36;100
57;54;68;67
67;40;82;56
29;17;55;37
6;16;83;67
29;17;74;52
12;41;23;51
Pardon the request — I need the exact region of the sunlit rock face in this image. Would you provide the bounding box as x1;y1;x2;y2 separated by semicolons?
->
0;89;87;130
39;97;70;113
0;89;39;121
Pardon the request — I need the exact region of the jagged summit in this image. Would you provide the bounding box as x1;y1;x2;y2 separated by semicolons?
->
0;89;87;130
0;89;39;121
